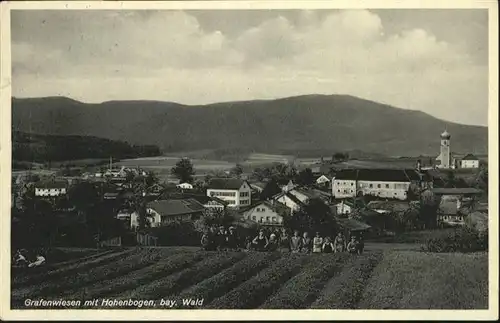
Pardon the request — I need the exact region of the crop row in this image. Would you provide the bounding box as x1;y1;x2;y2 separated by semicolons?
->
206;253;311;309
309;251;384;309
260;253;351;309
65;251;207;304
175;251;283;306
111;251;248;307
12;248;135;288
11;248;172;304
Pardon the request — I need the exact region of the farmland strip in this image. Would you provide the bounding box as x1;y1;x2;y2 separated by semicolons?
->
11;249;174;305
66;252;207;304
309;251;383;309
206;253;311;309
12;248;135;288
175;252;282;306
260;253;351;309
111;251;247;308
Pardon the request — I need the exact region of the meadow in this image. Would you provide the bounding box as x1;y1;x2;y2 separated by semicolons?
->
10;246;488;310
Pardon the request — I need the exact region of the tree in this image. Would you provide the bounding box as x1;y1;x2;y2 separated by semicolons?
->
171;158;195;183
145;171;159;186
285;198;337;235
260;180;282;201
231;164;244;178
296;168;315;186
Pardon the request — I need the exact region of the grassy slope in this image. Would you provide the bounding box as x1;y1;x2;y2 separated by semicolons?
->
359;250;488;309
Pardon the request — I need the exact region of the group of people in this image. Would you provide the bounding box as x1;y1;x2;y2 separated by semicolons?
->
13;249;46;268
200;226;365;255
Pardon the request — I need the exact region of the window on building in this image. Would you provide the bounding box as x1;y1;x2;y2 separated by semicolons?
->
266;216;270;222
377;184;381;188
385;184;390;188
252;216;256;221
272;217;277;223
351;182;354;186
369;184;373;188
338;189;341;193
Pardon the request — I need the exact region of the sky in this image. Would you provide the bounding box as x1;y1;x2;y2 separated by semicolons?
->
11;9;489;126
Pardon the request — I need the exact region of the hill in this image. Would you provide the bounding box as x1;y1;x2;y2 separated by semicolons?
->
12;131;161;163
10;247;488;310
11;95;488;157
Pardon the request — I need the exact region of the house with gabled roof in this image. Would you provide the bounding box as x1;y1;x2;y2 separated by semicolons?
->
206;178;252;208
457;153;480;169
242;200;290;227
34;180;68;197
271;191;305;213
332;168;428;201
130;198;205;228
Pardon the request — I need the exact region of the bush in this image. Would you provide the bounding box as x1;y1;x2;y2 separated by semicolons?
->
421;226;488;253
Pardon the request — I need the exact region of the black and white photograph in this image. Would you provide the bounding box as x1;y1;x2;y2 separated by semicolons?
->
0;0;498;321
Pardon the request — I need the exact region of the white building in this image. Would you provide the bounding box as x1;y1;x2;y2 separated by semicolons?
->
177;182;194;190
34;180;68;197
458;154;480;169
316;175;331;185
332;169;425;201
243;201;287;227
206;178;252;208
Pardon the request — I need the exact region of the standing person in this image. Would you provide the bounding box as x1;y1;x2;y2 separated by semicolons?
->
200;230;211;251
301;231;312;253
290;230;302;253
322;237;335;253
333;232;347;253
347;236;360;254
226;226;240;251
313;232;324;253
278;228;291;253
216;226;227;251
267;233;278;251
244;235;253;252
208;226;217;251
358;232;365;254
252;229;268;252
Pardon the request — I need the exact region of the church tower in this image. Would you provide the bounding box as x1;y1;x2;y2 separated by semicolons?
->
440;130;451;168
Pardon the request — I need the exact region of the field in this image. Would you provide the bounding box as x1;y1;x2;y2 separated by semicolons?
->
10;246;488;310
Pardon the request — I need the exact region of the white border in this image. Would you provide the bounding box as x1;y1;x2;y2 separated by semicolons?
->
0;1;498;321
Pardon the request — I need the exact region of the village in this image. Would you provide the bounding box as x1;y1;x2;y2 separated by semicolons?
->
11;129;488;252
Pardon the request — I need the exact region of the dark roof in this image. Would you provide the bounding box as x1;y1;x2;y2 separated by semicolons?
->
432;188;483;195
35;180;67;189
187;194;229;206
367;200;411;213
461;154;479;161
246;200;290;215
336;217;372;231
272;191;305;208
147;198;205;217
333;169;421;182
208;178;247;190
438;200;459;215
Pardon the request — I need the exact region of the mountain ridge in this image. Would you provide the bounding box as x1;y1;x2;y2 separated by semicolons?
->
11;94;488;157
